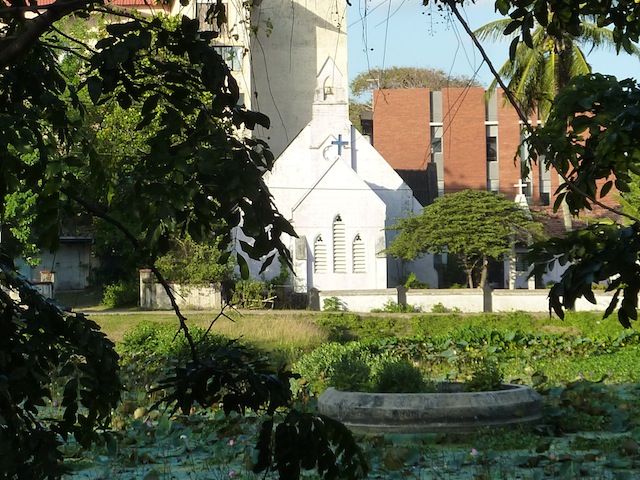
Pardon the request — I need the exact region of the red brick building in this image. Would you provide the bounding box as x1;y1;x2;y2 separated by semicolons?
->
370;87;558;206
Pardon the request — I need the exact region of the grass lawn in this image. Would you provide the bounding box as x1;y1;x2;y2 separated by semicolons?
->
88;310;330;351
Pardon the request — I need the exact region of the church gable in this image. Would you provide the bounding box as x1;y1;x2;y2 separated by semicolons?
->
257;55;433;293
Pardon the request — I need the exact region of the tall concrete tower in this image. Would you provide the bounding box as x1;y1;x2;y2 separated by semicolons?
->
249;0;348;157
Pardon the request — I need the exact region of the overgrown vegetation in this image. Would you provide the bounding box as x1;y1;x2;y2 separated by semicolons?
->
371;300;419;313
154;237;235;286
59;309;640;479
101;278;139;308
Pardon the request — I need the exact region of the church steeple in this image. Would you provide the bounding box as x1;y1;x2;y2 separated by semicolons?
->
313;57;348;120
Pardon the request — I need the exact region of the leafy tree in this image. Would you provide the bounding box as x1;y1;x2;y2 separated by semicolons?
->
617;174;640;221
475;16;640;120
350;66;481;98
349;99;371;133
0;4;367;479
387;189;543;288
527;74;640;326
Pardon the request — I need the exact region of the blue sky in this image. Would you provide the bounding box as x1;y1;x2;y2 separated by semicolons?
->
346;0;640;97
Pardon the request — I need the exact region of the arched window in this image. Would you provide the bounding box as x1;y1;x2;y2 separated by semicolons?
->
314;235;327;273
333;215;346;273
352;233;366;273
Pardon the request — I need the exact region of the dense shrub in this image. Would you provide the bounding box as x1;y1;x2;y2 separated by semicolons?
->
293;342;377;392
154;236;234;285
323;296;346;312
465;356;504;392
294;342;432;393
370;356;428;393
330;355;372;391
402;271;430;289
315;312;407;342
119;321;230;358
371;300;420;313
118;322;242;395
232;279;273;308
101;279;138;307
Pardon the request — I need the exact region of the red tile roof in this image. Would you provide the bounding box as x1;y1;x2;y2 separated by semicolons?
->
22;0;164;6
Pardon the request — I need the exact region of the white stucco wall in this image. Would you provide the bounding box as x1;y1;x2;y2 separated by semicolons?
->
291;160;388;291
139;270;223;310
318;288;617;314
319;289;399;312
406;289;486;313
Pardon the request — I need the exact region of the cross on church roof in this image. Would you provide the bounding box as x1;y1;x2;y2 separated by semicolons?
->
331;134;349;156
514;180;528;196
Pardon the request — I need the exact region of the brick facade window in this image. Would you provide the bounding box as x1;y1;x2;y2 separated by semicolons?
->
486;136;497;162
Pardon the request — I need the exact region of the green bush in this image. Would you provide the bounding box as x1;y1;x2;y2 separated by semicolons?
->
315;312;361;342
232;279;272;308
294;342;432;393
402;272;430;289
155;236;234;285
323;296;346;312
465;356;504;392
293;342;376;393
430;302;448;313
330;355;372;391
119;321;230;358
101;279;138;307
370;356;427;393
118;322;246;397
315;312;403;342
371;300;420;313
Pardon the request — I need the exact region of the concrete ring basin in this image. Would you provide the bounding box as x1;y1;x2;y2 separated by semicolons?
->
318;383;543;434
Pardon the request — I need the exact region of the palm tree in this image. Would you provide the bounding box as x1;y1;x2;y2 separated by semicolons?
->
475;19;640;120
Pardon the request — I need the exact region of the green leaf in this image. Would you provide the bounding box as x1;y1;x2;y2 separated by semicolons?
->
603;289;621;319
142;94;160;116
600;180;613;198
495;0;509;15
504;20;522;36
237;252;249;279
615;178;631;192
259;253;275;274
509;36;519;62
86;76;102;104
106;20;142;37
533;1;548;25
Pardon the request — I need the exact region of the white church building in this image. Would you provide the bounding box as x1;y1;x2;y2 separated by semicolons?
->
262;58;436;292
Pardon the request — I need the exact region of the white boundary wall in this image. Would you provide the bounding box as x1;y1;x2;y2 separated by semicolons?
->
492;290;615;313
139;269;222;310
319;289;398;313
320;288;618;314
406;289;485;313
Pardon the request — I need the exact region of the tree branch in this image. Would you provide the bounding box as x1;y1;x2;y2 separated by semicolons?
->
61;186;200;362
0;0;102;69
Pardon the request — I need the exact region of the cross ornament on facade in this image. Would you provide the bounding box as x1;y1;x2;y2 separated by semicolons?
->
331;134;349;156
